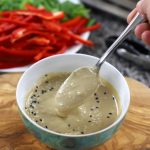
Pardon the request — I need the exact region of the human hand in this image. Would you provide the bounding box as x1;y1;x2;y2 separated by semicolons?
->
127;0;150;46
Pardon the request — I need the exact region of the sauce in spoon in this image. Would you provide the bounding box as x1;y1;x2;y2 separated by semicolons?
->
55;67;100;117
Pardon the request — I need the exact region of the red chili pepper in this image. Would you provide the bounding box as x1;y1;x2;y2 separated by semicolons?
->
15;10;65;20
61;16;82;27
11;28;51;43
25;4;39;11
0;18;27;26
0;35;11;43
43;45;67;58
79;23;101;33
0;24;16;33
66;30;94;46
0;48;35;68
0;61;33;69
23;15;34;22
11;28;28;43
25;4;47;13
27;37;50;46
34;46;53;61
0;46;38;57
72;18;89;33
52;11;65;20
0;5;100;69
42;20;62;32
11;36;50;50
0;54;34;63
1;11;13;17
56;45;67;54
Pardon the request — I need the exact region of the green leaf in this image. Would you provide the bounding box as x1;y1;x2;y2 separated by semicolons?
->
86;18;96;26
60;1;90;19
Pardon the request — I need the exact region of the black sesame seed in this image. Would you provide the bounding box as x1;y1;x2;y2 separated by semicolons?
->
41;90;46;94
90;115;92;118
31;111;34;114
34;113;36;116
104;91;107;95
88;120;92;123
90;108;94;111
45;74;48;77
30;96;34;99
107;116;110;118
112;96;115;100
36;86;38;89
95;97;99;100
49;87;54;91
109;112;112;115
96;101;100;103
45;126;48;129
68;124;71;127
41;90;44;94
94;93;97;96
40;119;42;122
35;120;38;123
81;132;84;134
25;107;27;109
37;95;40;98
45;81;49;84
35;89;37;92
30;105;34;108
96;106;99;109
32;100;37;103
37;101;40;104
33;94;36;97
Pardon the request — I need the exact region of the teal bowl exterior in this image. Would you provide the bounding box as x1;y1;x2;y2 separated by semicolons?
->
19;108;123;150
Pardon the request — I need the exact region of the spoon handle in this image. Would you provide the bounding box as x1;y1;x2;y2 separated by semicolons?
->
96;12;145;69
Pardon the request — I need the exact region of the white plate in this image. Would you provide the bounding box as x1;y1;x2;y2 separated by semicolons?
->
0;0;90;73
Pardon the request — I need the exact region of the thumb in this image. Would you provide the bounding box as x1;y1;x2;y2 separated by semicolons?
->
136;0;150;22
136;0;143;14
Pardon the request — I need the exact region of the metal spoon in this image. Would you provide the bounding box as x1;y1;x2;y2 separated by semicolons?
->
95;12;145;70
55;13;145;117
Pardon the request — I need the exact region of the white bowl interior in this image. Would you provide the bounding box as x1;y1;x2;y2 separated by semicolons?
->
16;54;130;136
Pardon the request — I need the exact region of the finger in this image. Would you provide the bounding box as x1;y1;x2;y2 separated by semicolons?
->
127;8;137;24
136;0;150;22
136;0;144;14
135;23;150;39
141;30;150;45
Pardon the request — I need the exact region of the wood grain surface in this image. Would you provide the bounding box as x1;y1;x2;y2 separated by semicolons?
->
0;73;149;150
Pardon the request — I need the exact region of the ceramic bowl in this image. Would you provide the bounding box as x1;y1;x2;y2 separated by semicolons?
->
16;54;130;150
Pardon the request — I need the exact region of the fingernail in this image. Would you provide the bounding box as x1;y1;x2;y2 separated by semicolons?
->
136;0;145;15
136;0;142;7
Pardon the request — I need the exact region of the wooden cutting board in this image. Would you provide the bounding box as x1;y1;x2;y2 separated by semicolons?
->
0;73;150;150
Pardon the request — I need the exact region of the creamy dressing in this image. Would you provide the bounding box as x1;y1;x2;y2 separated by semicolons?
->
25;72;121;135
55;67;99;117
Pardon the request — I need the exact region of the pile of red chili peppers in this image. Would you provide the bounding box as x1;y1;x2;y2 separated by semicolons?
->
0;4;101;69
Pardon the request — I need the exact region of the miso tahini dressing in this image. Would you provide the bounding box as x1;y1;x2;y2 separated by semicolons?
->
25;72;121;135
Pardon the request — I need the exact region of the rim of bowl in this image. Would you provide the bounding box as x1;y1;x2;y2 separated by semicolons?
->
16;54;130;138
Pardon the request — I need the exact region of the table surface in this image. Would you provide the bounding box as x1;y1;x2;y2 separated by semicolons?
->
0;73;149;150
